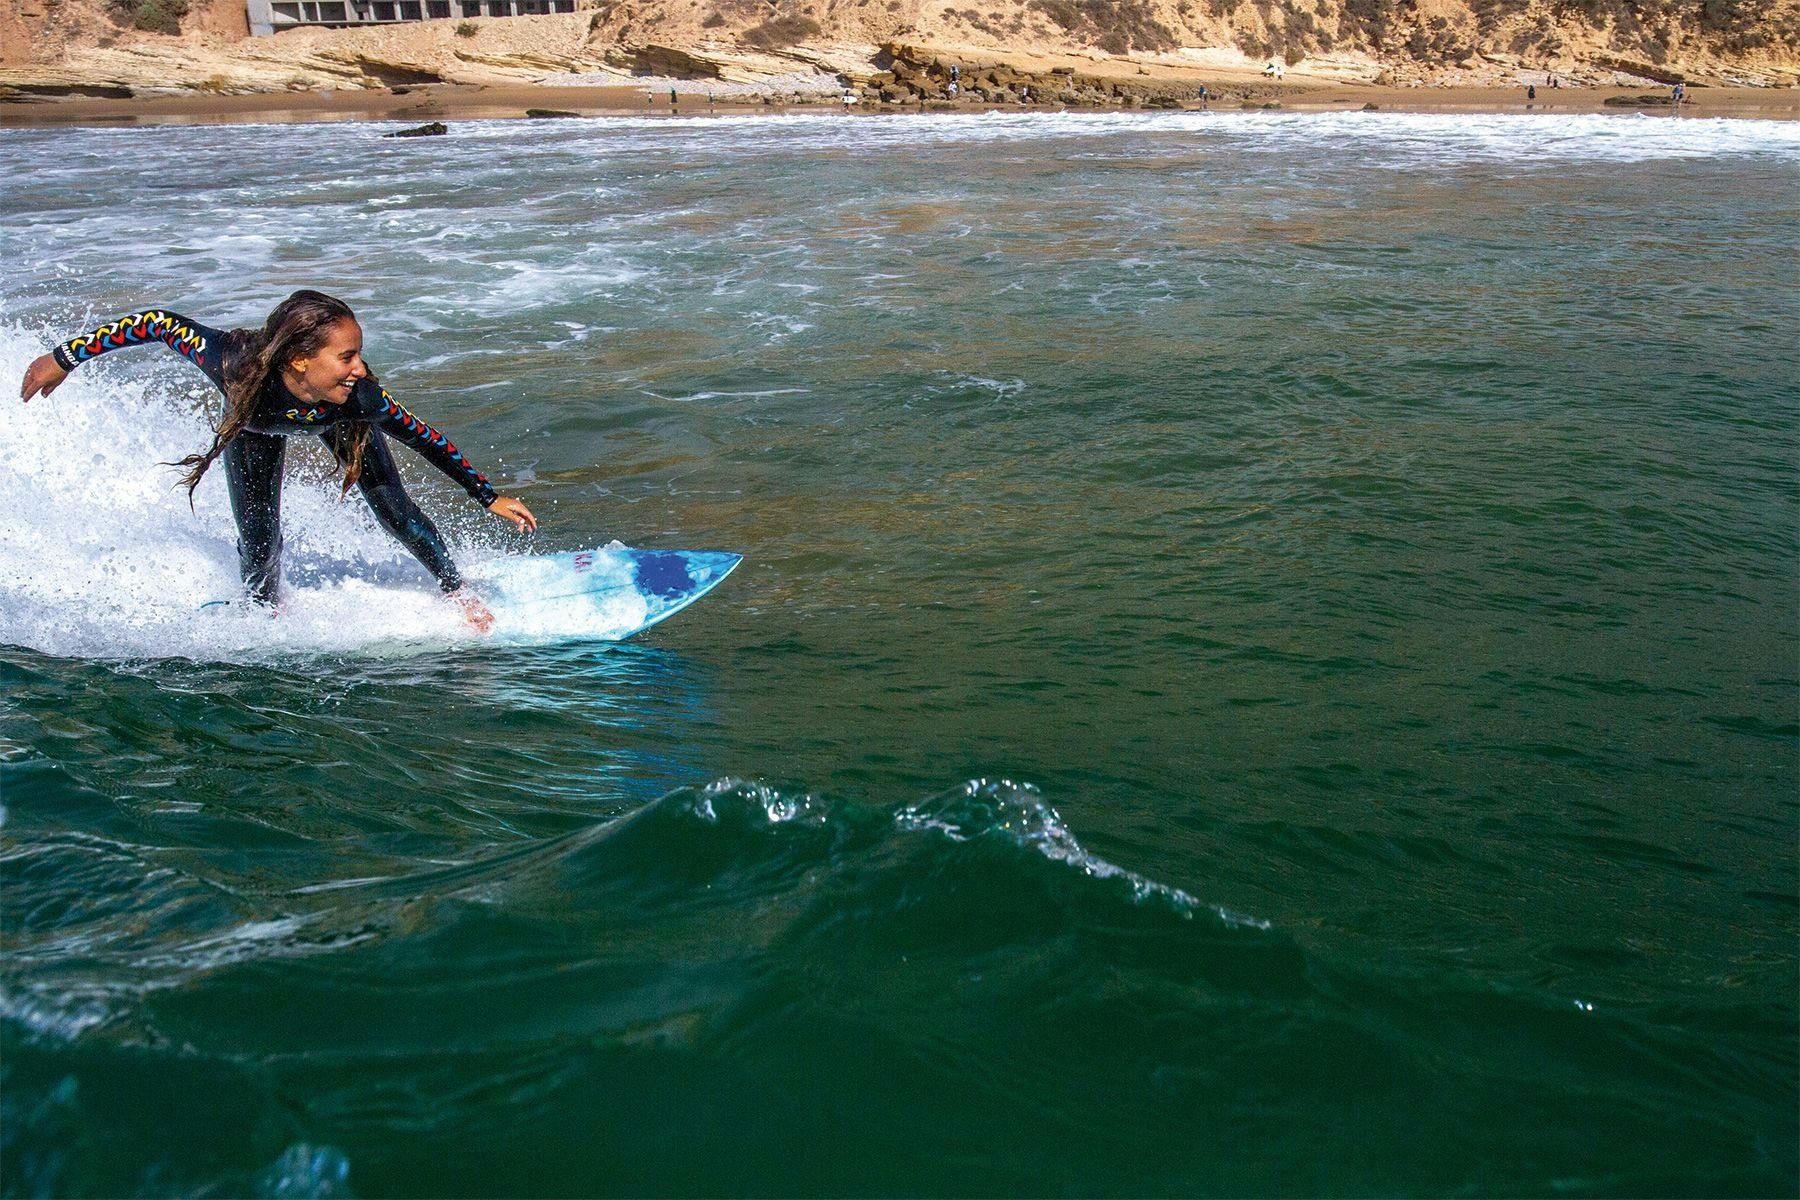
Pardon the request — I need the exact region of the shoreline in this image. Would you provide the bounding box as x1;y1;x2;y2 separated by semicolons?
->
4;80;1797;129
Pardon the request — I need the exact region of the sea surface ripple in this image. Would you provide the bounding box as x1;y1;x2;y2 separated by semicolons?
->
1;111;1796;1197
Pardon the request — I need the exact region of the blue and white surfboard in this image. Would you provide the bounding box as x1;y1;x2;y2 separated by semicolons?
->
200;547;742;642
476;547;743;640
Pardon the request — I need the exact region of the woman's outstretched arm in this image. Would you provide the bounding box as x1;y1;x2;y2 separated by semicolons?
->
21;310;229;401
364;382;537;533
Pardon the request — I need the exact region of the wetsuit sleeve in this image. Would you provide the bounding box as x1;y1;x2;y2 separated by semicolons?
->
368;385;499;508
51;310;228;390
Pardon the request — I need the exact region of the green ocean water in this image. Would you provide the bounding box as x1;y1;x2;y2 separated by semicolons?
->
1;112;1797;1196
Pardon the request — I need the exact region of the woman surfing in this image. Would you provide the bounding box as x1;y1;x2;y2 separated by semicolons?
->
18;290;536;631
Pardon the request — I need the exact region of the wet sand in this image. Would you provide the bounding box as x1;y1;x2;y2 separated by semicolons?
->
3;79;1795;128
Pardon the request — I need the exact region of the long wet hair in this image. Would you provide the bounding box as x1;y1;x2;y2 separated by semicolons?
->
171;289;374;503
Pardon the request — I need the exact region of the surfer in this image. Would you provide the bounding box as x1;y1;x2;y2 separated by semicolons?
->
17;290;537;631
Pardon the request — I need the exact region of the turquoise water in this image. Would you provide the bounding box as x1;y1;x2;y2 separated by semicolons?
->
1;111;1797;1196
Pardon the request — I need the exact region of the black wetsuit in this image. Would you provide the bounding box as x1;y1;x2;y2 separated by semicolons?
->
52;310;498;603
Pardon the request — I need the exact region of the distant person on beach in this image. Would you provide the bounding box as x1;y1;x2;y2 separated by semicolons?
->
1528;83;1537;100
18;291;537;629
1198;83;1208;107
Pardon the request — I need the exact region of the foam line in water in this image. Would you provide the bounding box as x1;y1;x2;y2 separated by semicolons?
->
10;111;1794;179
422;109;1800;164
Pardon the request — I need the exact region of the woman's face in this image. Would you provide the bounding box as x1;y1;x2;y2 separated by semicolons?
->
290;318;367;404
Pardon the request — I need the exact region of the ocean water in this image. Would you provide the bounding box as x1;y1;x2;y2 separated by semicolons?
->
1;111;1796;1197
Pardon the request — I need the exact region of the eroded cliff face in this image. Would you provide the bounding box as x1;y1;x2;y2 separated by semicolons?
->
2;0;244;66
1;0;1793;94
584;0;1797;84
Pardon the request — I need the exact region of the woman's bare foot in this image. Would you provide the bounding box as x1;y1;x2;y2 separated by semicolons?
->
452;588;495;633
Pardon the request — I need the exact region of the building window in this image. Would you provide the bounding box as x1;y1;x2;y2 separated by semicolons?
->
373;1;394;15
554;0;573;10
460;1;480;14
273;2;301;16
399;0;421;15
427;0;449;14
319;1;347;18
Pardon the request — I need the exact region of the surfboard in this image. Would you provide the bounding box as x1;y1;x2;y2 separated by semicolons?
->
476;547;743;640
200;546;743;641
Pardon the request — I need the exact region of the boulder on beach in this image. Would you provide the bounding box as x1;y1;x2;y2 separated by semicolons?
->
383;121;447;137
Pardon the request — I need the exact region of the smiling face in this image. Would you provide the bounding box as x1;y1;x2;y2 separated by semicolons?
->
287;318;367;404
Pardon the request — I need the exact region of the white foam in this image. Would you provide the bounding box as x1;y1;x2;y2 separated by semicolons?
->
895;778;1272;928
37;107;1780;170
435;108;1800;164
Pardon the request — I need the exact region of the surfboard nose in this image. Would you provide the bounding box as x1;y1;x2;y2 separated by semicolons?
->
685;551;744;583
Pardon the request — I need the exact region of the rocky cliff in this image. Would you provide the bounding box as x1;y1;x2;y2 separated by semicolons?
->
1;0;1793;97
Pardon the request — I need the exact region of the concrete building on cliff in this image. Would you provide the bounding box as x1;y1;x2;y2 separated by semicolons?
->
246;0;579;35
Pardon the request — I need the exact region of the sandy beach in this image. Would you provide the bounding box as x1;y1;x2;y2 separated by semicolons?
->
3;79;1795;128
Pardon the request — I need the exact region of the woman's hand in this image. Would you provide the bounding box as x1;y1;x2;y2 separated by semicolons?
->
488;496;538;533
20;354;68;403
451;588;495;633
